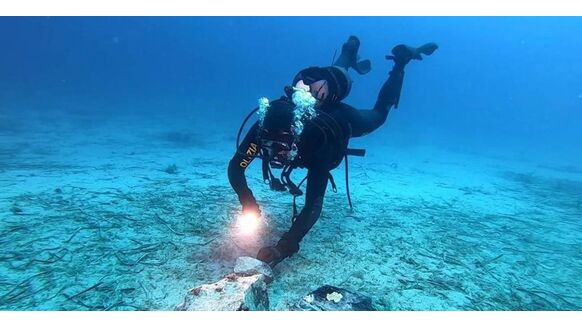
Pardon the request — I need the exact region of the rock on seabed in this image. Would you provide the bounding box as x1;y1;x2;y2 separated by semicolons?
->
175;273;269;311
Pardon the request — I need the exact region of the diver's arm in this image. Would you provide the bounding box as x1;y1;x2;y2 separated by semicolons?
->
283;167;329;245
344;61;406;138
227;121;261;212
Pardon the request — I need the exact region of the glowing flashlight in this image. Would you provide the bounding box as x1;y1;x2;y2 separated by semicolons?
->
237;212;260;235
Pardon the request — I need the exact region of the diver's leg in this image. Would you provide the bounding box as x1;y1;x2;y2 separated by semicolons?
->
345;64;405;138
374;63;406;112
377;42;438;111
349;42;438;138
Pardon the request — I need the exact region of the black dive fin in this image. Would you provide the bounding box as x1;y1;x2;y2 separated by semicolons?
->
353;59;371;75
386;42;439;62
386;42;439;63
418;42;439;56
334;35;371;75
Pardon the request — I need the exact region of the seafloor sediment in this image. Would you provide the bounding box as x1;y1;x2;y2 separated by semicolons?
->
1;110;580;310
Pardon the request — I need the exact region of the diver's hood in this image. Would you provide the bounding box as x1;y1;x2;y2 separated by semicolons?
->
257;99;299;168
292;66;352;103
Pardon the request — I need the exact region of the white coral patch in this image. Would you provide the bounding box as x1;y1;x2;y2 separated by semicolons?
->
326;292;343;303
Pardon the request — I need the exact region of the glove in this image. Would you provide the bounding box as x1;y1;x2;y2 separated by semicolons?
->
256;235;300;268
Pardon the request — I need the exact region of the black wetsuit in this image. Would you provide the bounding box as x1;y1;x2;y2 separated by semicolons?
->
228;62;406;246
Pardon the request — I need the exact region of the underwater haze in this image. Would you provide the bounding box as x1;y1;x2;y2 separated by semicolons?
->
0;16;581;310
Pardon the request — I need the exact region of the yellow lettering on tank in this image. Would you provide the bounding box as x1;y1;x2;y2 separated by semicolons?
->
246;143;258;156
240;158;250;168
239;143;258;168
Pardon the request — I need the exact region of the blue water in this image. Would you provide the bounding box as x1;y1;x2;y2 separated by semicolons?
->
0;17;581;310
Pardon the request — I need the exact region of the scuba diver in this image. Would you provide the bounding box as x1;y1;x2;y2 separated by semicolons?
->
228;36;438;268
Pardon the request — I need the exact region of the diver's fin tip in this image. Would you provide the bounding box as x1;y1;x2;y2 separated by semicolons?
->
419;42;439;56
354;59;371;75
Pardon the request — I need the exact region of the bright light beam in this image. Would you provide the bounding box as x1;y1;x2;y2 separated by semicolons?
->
237;212;259;235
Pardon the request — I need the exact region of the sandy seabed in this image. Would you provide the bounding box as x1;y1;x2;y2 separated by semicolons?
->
1;110;580;310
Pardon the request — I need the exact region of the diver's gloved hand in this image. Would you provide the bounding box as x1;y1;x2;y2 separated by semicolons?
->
242;202;262;218
256;236;300;268
386;42;439;67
